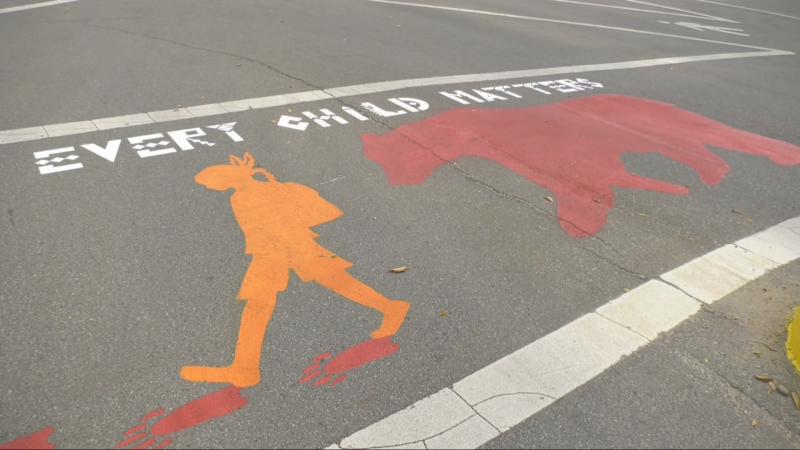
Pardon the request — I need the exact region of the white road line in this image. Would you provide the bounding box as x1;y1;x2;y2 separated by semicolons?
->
627;0;733;22
0;49;792;146
697;0;800;21
328;217;800;449
553;0;737;23
0;0;792;146
0;0;80;15
365;0;773;50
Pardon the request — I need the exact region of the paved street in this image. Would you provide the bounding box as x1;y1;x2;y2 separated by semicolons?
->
1;1;799;448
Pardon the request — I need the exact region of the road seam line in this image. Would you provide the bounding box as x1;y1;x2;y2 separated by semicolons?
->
0;50;793;146
327;216;800;449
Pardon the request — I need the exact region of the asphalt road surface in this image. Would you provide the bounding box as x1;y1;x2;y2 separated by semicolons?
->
1;1;799;449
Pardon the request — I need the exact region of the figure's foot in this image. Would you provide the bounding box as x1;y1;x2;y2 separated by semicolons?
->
300;337;400;386
181;365;260;388
371;300;410;339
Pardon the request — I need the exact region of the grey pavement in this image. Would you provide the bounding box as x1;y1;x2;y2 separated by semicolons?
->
0;0;799;448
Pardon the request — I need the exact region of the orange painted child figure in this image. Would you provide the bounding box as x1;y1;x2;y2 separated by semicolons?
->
181;153;410;388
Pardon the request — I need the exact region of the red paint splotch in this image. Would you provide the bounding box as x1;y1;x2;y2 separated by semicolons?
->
362;94;800;237
300;337;400;386
0;428;55;450
117;386;246;449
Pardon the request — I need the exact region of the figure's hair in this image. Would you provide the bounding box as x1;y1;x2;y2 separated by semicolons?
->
229;152;277;182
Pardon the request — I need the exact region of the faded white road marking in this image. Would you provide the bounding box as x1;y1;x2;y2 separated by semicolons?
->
697;0;800;21
366;0;771;50
0;49;792;146
553;0;736;23
627;0;732;21
327;217;800;448
0;0;80;15
667;21;750;36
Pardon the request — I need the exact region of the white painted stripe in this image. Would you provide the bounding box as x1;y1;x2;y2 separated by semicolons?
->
552;0;736;23
340;388;476;449
328;216;800;448
148;108;194;123
0;50;792;147
697;0;800;21
736;222;800;265
43;121;98;138
627;0;733;22
597;280;700;340
92;113;154;131
0;0;80;15
366;0;774;50
0;126;48;145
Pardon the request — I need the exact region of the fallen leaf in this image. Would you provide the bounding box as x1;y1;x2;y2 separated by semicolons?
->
271;120;278;124
751;419;757;428
322;254;337;258
440;311;447;316
704;358;708;363
545;196;554;202
768;381;776;393
638;213;647;217
754;350;762;356
288;109;292;112
732;209;742;214
792;392;800;409
734;316;739;320
763;288;770;292
389;266;408;273
747;218;753;223
755;375;771;382
373;217;377;220
592;198;601;204
777;385;790;397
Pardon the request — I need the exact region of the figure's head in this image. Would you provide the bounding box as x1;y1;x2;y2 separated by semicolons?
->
195;152;276;191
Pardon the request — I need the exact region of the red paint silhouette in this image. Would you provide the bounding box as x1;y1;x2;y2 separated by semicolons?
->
300;336;400;386
362;95;800;237
116;387;246;449
0;428;54;450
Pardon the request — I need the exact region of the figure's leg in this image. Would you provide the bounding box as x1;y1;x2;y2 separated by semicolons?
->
312;270;410;339
181;257;287;387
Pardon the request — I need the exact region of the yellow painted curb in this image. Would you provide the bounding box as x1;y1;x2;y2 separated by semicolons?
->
787;307;800;374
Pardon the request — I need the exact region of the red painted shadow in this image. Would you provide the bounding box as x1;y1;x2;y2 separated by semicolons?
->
0;428;55;450
117;387;246;449
300;337;400;386
362;95;800;237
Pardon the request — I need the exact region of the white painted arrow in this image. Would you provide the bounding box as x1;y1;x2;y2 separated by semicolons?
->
668;21;749;36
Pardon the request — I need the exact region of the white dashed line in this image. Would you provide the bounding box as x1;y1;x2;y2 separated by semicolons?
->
327;217;800;449
0;50;792;146
0;0;80;15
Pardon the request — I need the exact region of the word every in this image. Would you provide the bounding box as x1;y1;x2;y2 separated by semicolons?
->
33;123;244;175
275;78;603;131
